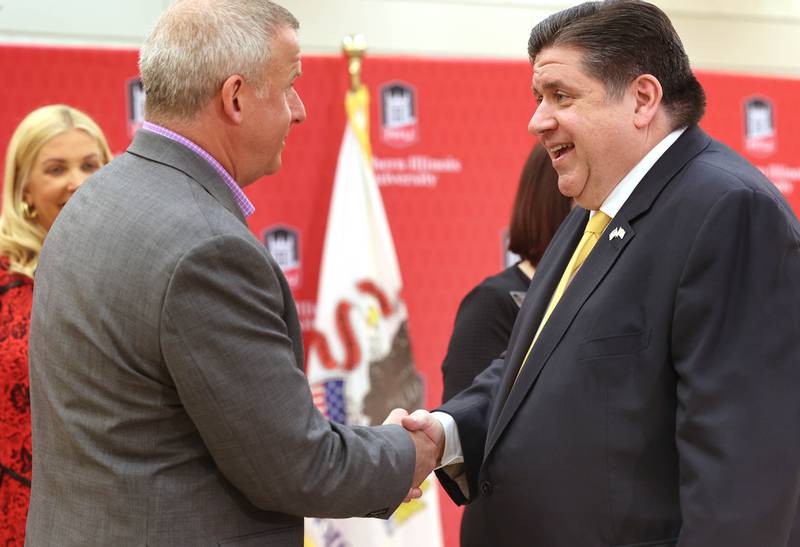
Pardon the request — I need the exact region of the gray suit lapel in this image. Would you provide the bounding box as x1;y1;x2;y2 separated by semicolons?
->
127;129;247;225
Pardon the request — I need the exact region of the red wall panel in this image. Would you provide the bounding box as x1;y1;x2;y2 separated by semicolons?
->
2;44;798;547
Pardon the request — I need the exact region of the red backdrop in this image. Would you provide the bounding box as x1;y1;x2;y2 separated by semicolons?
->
2;44;799;547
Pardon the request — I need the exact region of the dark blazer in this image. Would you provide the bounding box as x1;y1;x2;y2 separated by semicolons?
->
26;130;415;547
441;264;530;402
437;127;800;547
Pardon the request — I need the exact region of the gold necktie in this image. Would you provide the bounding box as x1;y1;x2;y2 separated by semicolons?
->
516;211;612;379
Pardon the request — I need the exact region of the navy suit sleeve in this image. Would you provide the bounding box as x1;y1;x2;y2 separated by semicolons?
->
672;187;800;546
436;354;508;505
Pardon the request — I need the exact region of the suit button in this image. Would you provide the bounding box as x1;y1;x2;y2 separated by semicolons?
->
480;481;493;496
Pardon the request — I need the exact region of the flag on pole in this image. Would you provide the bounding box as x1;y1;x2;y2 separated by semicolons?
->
303;85;443;547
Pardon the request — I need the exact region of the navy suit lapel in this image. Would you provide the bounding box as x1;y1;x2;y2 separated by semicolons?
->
615;126;712;224
484;125;713;459
485;208;585;437
486;215;635;456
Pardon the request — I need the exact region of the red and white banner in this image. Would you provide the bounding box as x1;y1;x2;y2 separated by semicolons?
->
1;45;798;547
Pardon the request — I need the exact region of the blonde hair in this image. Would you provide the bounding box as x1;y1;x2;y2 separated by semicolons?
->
0;104;112;278
139;0;298;123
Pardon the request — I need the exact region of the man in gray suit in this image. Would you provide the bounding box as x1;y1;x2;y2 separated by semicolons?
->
25;1;437;546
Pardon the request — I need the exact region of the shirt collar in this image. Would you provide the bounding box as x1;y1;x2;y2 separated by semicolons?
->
141;122;255;218
596;127;686;219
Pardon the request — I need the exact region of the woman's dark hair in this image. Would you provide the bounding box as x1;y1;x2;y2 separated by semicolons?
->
508;143;572;266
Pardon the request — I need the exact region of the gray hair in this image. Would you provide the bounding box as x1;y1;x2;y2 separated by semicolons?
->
139;0;299;122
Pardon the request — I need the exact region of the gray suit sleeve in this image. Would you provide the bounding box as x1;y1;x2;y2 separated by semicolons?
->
672;187;800;546
159;234;415;518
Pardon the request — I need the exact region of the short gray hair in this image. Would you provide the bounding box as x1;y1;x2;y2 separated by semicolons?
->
139;0;299;122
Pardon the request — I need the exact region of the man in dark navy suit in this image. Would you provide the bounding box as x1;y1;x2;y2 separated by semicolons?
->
402;1;800;546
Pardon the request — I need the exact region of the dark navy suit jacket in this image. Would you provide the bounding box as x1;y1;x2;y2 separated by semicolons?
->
437;126;800;547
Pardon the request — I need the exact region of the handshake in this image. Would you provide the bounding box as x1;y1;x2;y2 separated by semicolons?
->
383;409;444;502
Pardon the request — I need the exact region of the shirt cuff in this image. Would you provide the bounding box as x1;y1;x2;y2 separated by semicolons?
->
432;411;463;466
431;411;469;498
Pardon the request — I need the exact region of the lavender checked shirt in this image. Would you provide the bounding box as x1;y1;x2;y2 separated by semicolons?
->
142;122;255;217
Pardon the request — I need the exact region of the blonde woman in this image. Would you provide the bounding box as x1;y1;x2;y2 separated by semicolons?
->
0;105;111;545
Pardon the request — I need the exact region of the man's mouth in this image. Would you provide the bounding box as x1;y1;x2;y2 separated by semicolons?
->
550;143;575;160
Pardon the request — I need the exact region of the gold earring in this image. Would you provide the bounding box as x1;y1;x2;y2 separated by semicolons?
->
21;201;38;220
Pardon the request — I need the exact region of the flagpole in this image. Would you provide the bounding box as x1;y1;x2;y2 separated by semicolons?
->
341;33;373;160
304;32;443;547
342;34;367;91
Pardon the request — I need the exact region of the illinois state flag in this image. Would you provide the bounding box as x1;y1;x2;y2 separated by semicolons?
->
303;85;443;546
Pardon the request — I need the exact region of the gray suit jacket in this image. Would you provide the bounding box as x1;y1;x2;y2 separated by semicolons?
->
26;130;415;547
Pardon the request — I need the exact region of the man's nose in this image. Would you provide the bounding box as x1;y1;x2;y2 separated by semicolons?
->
291;89;307;124
528;102;556;136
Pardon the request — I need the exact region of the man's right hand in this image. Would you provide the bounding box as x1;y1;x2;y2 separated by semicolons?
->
401;409;445;462
384;408;441;501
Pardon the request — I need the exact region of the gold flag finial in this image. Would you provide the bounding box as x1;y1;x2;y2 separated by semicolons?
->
342;34;367;91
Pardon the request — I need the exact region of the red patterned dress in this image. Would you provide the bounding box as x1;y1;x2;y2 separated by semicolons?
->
0;257;33;546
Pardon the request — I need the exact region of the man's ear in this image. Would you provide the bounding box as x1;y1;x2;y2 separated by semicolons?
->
631;74;663;129
221;74;245;125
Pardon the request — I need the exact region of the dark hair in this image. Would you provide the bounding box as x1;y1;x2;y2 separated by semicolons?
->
508;143;572;266
528;0;706;128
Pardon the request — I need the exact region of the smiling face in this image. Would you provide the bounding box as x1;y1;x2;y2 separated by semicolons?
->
528;46;643;210
239;26;306;183
23;128;104;231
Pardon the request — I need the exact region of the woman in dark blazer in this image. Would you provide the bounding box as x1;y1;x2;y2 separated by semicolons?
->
442;143;571;402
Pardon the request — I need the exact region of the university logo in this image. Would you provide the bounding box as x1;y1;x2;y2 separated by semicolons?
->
380;81;418;147
126;77;146;137
263;225;301;289
744;96;776;157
